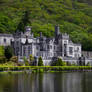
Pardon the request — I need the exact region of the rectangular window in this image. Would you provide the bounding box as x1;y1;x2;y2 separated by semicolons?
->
54;46;55;50
40;45;43;51
50;45;52;49
47;45;50;49
36;53;38;56
36;46;39;50
69;47;73;55
77;47;79;51
23;47;26;56
16;47;19;56
16;47;19;52
4;38;6;43
28;46;30;55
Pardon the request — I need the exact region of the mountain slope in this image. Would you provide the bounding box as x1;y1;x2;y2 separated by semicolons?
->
0;0;92;51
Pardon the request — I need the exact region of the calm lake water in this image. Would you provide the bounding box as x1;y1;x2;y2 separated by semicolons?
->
0;72;92;92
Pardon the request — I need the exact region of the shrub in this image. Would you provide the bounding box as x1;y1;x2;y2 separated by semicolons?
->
29;54;34;66
86;62;90;66
39;69;44;73
66;62;72;66
71;62;77;66
23;57;29;66
0;56;6;63
51;58;66;66
10;56;18;63
38;56;44;66
5;46;14;60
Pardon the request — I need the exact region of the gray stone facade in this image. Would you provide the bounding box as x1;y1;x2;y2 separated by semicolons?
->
0;26;91;65
0;34;14;46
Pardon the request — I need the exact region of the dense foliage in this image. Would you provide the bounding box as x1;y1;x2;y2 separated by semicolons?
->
0;46;14;63
5;46;14;60
38;56;44;66
29;54;34;66
0;46;6;63
0;66;92;72
23;56;29;66
0;46;4;56
51;58;66;66
0;0;92;50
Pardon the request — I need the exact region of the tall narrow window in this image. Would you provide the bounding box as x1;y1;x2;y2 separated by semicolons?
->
4;38;6;43
47;45;50;49
23;47;26;56
28;46;30;55
64;44;67;56
69;47;73;55
50;45;52;49
54;46;56;50
77;47;79;51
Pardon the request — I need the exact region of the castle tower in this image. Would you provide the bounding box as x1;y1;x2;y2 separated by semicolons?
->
25;26;31;36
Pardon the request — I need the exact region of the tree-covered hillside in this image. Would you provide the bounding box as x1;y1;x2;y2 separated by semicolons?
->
0;0;92;51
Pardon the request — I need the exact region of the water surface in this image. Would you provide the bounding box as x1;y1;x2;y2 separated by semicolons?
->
0;72;92;92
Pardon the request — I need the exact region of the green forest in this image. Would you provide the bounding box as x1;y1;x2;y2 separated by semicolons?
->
0;0;92;51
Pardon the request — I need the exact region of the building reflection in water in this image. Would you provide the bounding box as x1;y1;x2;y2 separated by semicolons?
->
0;72;91;92
17;72;83;92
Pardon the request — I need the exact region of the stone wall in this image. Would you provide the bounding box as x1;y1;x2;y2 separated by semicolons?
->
0;34;13;46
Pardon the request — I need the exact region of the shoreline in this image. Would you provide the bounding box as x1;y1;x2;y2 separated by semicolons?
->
0;66;92;73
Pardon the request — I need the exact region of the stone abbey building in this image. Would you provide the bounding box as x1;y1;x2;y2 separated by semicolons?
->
0;26;92;65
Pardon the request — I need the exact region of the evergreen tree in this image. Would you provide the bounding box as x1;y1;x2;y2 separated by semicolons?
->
5;46;14;60
56;58;62;66
38;56;44;66
29;54;34;65
17;10;31;32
